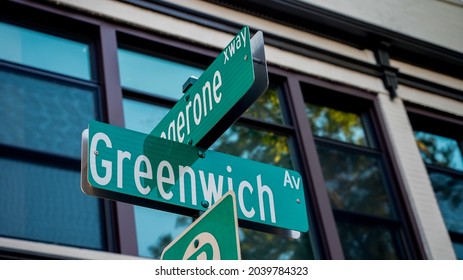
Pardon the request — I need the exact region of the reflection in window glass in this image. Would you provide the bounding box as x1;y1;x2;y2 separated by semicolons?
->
0;22;102;251
244;84;284;124
316;145;394;218
336;219;401;260
123;98;170;134
413;128;463;259
118;49;203;100
240;229;314;260
134;206;191;258
211;124;315;259
428;171;463;234
305;99;406;259
211;125;293;169
0;158;104;249
0;68;96;159
0;21;91;80
415;131;463;171
305;103;368;146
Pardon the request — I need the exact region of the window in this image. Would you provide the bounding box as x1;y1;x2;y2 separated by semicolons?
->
303;85;411;259
0;21;104;249
0;22;91;80
409;110;463;259
118;48;203;101
118;39;317;259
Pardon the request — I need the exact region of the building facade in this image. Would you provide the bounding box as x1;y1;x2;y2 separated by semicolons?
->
0;0;462;259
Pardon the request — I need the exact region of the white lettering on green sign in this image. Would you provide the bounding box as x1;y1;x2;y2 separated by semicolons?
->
224;28;247;64
159;70;223;143
156;26;249;143
150;26;255;149
89;131;276;224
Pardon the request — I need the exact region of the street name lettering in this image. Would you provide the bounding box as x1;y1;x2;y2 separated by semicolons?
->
159;70;222;143
150;26;264;149
224;28;247;64
158;23;251;143
83;121;308;232
90;129;276;224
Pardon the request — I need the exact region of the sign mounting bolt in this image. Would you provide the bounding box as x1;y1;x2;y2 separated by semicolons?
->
244;54;248;60
201;200;210;208
296;198;301;204
198;150;206;158
94;150;99;156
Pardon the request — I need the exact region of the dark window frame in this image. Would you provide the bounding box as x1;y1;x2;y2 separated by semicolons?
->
288;72;425;259
0;3;113;252
0;0;130;254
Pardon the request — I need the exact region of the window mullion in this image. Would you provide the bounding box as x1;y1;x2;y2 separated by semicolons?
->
236;116;294;135
332;208;401;226
314;137;382;155
426;164;463;177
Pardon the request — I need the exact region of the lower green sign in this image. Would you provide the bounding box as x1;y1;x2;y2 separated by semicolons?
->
82;121;309;232
161;191;240;260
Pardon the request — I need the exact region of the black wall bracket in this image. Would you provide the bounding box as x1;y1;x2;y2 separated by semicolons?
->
375;41;399;100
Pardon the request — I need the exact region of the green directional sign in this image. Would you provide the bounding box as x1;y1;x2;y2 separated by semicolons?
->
150;26;268;149
161;191;240;260
81;121;309;232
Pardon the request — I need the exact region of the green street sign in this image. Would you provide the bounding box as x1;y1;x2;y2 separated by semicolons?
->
150;26;268;149
161;191;240;260
81;121;309;232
